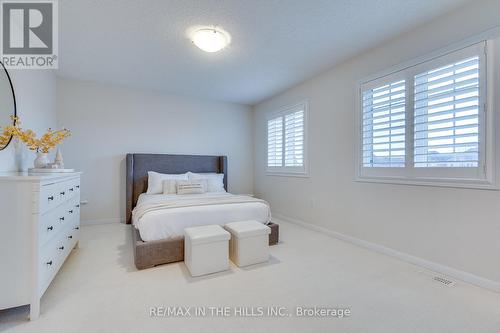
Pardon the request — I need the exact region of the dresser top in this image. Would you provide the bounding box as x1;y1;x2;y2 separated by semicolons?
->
0;172;82;182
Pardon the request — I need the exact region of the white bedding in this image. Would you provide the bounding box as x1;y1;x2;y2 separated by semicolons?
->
132;192;271;241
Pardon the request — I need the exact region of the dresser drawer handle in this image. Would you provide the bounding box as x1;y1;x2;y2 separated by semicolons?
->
76;185;80;189
48;196;54;201
47;226;53;231
46;260;53;266
59;217;65;221
68;235;73;239
60;191;65;195
69;188;74;191
58;246;64;250
75;226;80;230
76;204;80;208
69;210;73;214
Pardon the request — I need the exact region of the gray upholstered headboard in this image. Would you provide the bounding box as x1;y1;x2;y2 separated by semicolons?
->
125;153;227;224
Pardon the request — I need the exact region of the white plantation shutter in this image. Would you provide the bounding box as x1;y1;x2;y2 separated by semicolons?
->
267;101;308;174
362;80;406;167
267;116;283;167
285;110;304;167
414;56;480;167
358;41;489;186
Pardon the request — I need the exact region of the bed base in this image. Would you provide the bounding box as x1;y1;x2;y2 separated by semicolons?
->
133;222;279;270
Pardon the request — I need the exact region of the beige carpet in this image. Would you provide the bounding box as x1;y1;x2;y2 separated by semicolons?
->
1;220;499;333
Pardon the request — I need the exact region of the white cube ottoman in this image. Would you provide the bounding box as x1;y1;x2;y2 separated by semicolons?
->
184;225;231;277
225;220;271;267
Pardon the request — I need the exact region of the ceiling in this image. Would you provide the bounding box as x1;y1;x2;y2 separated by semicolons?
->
58;0;471;105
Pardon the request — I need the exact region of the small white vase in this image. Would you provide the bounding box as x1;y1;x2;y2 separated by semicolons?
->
54;147;64;169
34;152;49;168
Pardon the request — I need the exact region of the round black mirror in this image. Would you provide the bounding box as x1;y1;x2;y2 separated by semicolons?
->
0;62;16;151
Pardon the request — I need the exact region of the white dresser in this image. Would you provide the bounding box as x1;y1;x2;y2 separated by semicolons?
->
0;172;81;320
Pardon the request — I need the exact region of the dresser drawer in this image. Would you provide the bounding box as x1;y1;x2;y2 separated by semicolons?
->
51;200;71;231
39;198;79;246
39;182;61;213
64;223;79;250
38;220;80;296
58;178;80;202
38;233;67;294
63;198;80;224
70;178;81;197
68;210;81;237
39;210;61;247
39;177;80;214
54;180;73;204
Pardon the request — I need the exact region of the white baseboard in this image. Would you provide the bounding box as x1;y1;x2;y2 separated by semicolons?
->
81;218;123;226
273;212;500;293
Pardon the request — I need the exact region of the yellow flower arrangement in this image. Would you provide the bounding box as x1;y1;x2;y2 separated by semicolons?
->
0;116;70;153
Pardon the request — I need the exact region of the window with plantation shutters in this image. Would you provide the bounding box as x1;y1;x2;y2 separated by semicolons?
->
285;110;304;167
357;41;493;188
362;80;406;167
414;56;480;168
267;116;283;167
267;101;308;175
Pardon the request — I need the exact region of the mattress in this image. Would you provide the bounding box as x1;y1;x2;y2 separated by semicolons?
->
132;192;270;242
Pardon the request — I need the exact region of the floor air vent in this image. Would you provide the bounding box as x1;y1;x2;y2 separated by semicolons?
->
432;276;455;286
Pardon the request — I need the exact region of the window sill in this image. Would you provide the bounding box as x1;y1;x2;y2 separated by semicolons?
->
354;176;498;190
266;172;310;178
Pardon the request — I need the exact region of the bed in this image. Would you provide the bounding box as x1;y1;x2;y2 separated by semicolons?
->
126;153;279;270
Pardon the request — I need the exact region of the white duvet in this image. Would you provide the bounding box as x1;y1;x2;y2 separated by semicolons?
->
132;192;271;241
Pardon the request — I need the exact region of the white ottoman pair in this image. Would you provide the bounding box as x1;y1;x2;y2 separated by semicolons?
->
184;221;271;277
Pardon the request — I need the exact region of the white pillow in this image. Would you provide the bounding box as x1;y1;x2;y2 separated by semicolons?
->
188;172;225;192
176;180;206;195
147;171;188;194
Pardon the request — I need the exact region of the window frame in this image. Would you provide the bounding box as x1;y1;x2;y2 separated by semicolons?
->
266;100;309;177
355;41;496;189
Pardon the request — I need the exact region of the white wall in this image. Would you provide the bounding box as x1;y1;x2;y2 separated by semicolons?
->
57;78;254;223
254;0;500;284
0;70;57;171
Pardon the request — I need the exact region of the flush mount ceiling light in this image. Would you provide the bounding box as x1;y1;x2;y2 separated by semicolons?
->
189;27;231;53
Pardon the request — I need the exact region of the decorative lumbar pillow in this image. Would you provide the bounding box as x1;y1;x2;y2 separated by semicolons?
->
176;180;206;195
147;171;188;194
163;179;207;194
188;172;225;192
162;179;178;194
